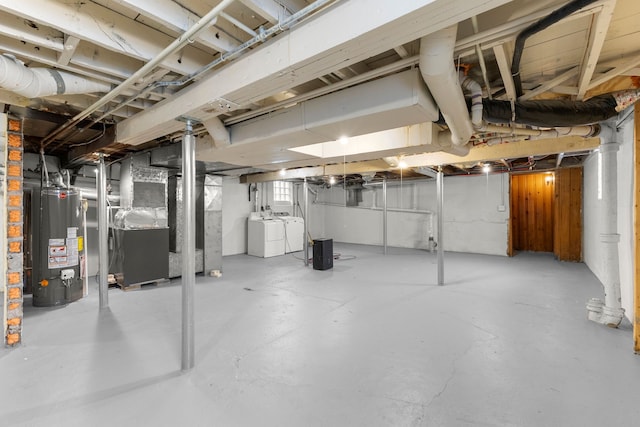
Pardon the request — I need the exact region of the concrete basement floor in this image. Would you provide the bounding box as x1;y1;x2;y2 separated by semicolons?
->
1;244;639;426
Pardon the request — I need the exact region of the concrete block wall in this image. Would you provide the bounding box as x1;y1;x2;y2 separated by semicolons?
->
2;115;23;346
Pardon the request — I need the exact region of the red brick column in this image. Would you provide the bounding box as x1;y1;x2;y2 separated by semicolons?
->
4;116;23;346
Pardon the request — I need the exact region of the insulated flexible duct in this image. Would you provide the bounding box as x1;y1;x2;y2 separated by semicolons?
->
481;90;640;127
0;54;111;98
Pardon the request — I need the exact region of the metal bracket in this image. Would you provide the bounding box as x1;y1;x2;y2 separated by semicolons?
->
205;97;241;114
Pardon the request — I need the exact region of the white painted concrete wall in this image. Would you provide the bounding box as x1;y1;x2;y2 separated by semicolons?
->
313;173;510;255
222;177;252;256
583;116;635;322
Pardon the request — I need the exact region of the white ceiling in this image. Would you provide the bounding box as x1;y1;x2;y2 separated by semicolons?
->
0;0;638;176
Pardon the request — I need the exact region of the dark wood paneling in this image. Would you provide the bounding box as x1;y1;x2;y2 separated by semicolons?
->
510;172;555;253
553;167;583;261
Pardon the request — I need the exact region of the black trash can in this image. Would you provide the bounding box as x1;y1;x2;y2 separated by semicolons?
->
313;238;333;270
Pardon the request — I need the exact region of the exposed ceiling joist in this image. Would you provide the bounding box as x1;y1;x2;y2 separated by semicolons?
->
117;0;513;146
394;45;409;58
402;136;601;167
588;53;640;90
107;0;239;53
0;0;212;75
0;12;63;51
57;35;81;66
241;159;394;183
0;37;123;85
241;135;602;183
239;0;292;25
519;66;579;101
70;44;146;81
64;125;117;168
576;0;616;100
493;43;517;101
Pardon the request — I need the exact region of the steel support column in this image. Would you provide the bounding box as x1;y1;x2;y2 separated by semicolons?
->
97;153;109;309
181;120;196;371
383;178;388;255
304;178;309;266
437;167;444;286
634;103;640;351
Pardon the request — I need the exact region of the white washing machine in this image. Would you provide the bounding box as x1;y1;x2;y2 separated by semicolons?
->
281;216;304;253
247;218;285;257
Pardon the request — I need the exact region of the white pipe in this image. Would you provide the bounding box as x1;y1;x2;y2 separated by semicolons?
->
460;71;483;129
41;0;237;147
314;200;433;215
181;120;196;371
438;131;471;156
39;149;50;188
587;124;625;327
0;55;110;98
471;16;492;101
484;125;600;146
420;25;473;146
481;123;599;138
202;116;230;148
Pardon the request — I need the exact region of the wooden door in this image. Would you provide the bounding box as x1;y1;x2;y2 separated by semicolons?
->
553;167;583;261
510;172;555;253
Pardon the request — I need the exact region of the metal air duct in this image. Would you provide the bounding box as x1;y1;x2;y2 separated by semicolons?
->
419;24;473;146
229;69;438;147
0;54;111;98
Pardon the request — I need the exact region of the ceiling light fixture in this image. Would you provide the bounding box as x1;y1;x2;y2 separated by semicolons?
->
398;160;408;169
339;136;349;145
279;168;286;176
482;164;491;174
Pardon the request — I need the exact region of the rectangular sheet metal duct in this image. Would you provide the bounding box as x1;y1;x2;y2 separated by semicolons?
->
228;69;438;147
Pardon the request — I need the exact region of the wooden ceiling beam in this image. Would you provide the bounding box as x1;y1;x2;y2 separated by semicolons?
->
402;136;601;167
108;0;239;52
239;0;292;25
576;0;616;100
493;43;517;101
0;0;213;75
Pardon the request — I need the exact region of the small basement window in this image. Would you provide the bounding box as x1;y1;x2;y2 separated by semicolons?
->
273;181;292;204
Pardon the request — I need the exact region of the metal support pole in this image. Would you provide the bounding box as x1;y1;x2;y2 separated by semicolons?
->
97;154;109;309
304;178;309;266
436;167;444;286
635;103;640;352
181;120;196;371
383;178;388;255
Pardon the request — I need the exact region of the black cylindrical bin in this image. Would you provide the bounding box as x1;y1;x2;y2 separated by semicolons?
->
313;238;333;270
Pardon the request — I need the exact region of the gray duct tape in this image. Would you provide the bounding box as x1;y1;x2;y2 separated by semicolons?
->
47;69;66;94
